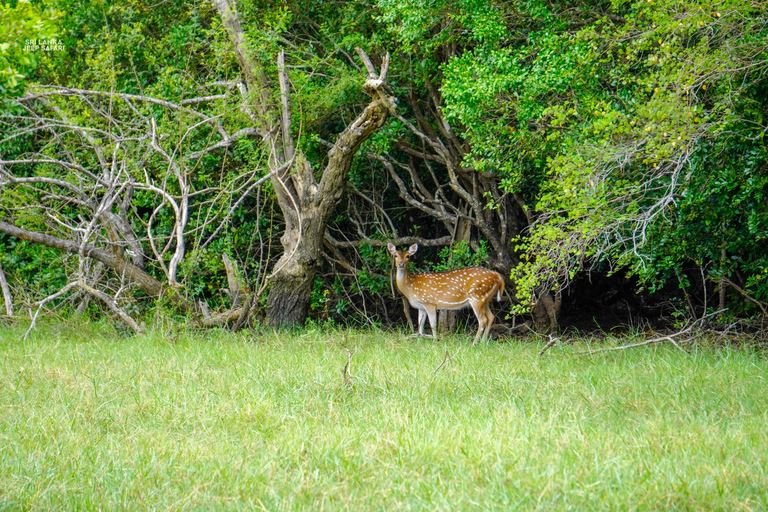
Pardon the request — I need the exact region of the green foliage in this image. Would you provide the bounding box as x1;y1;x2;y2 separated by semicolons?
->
34;0;216;94
0;0;59;98
636;134;768;307
377;0;506;50
0;235;68;298
432;240;490;271
353;244;392;297
438;0;768;314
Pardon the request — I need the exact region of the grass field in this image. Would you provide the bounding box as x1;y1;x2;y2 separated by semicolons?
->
1;322;767;511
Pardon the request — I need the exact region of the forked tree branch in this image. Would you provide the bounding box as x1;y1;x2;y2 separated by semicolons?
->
78;280;145;335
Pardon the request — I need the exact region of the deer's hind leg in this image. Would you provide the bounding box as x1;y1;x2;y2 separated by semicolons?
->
425;304;439;339
469;300;490;345
481;303;495;342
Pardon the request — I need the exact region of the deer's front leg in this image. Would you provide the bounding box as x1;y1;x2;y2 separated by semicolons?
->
409;309;432;338
417;308;427;336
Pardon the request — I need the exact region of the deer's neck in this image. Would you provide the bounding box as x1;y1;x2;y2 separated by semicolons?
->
395;266;412;292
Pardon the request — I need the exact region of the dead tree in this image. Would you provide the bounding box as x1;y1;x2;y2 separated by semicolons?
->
213;0;397;328
0;86;275;331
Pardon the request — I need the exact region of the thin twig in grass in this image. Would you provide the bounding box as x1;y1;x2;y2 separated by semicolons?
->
433;349;450;375
433;346;462;375
539;334;560;356
341;348;352;387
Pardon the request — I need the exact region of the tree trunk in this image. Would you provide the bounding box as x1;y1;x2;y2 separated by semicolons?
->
438;309;457;334
266;208;324;328
532;291;561;332
267;266;315;328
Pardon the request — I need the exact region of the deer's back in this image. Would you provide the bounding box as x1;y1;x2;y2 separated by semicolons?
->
409;266;502;304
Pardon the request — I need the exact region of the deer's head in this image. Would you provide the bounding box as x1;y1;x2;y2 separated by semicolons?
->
387;242;418;269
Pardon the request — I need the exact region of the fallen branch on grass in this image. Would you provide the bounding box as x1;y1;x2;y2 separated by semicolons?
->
578;331;689;355
578;309;728;355
539;334;560;356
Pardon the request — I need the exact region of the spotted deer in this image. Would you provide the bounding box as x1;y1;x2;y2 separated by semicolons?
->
388;242;505;344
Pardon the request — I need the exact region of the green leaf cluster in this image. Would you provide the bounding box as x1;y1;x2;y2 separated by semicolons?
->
436;0;768;314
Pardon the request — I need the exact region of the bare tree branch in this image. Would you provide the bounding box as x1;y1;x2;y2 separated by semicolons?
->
0;220;189;311
78;280;145;335
324;233;453;249
0;264;13;317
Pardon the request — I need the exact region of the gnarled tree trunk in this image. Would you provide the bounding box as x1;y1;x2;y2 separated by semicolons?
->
266;208;324;328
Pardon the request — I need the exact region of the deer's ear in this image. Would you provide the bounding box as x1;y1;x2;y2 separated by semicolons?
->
387;242;397;255
407;244;419;255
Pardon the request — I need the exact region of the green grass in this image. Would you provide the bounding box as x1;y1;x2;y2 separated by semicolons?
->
1;323;767;511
